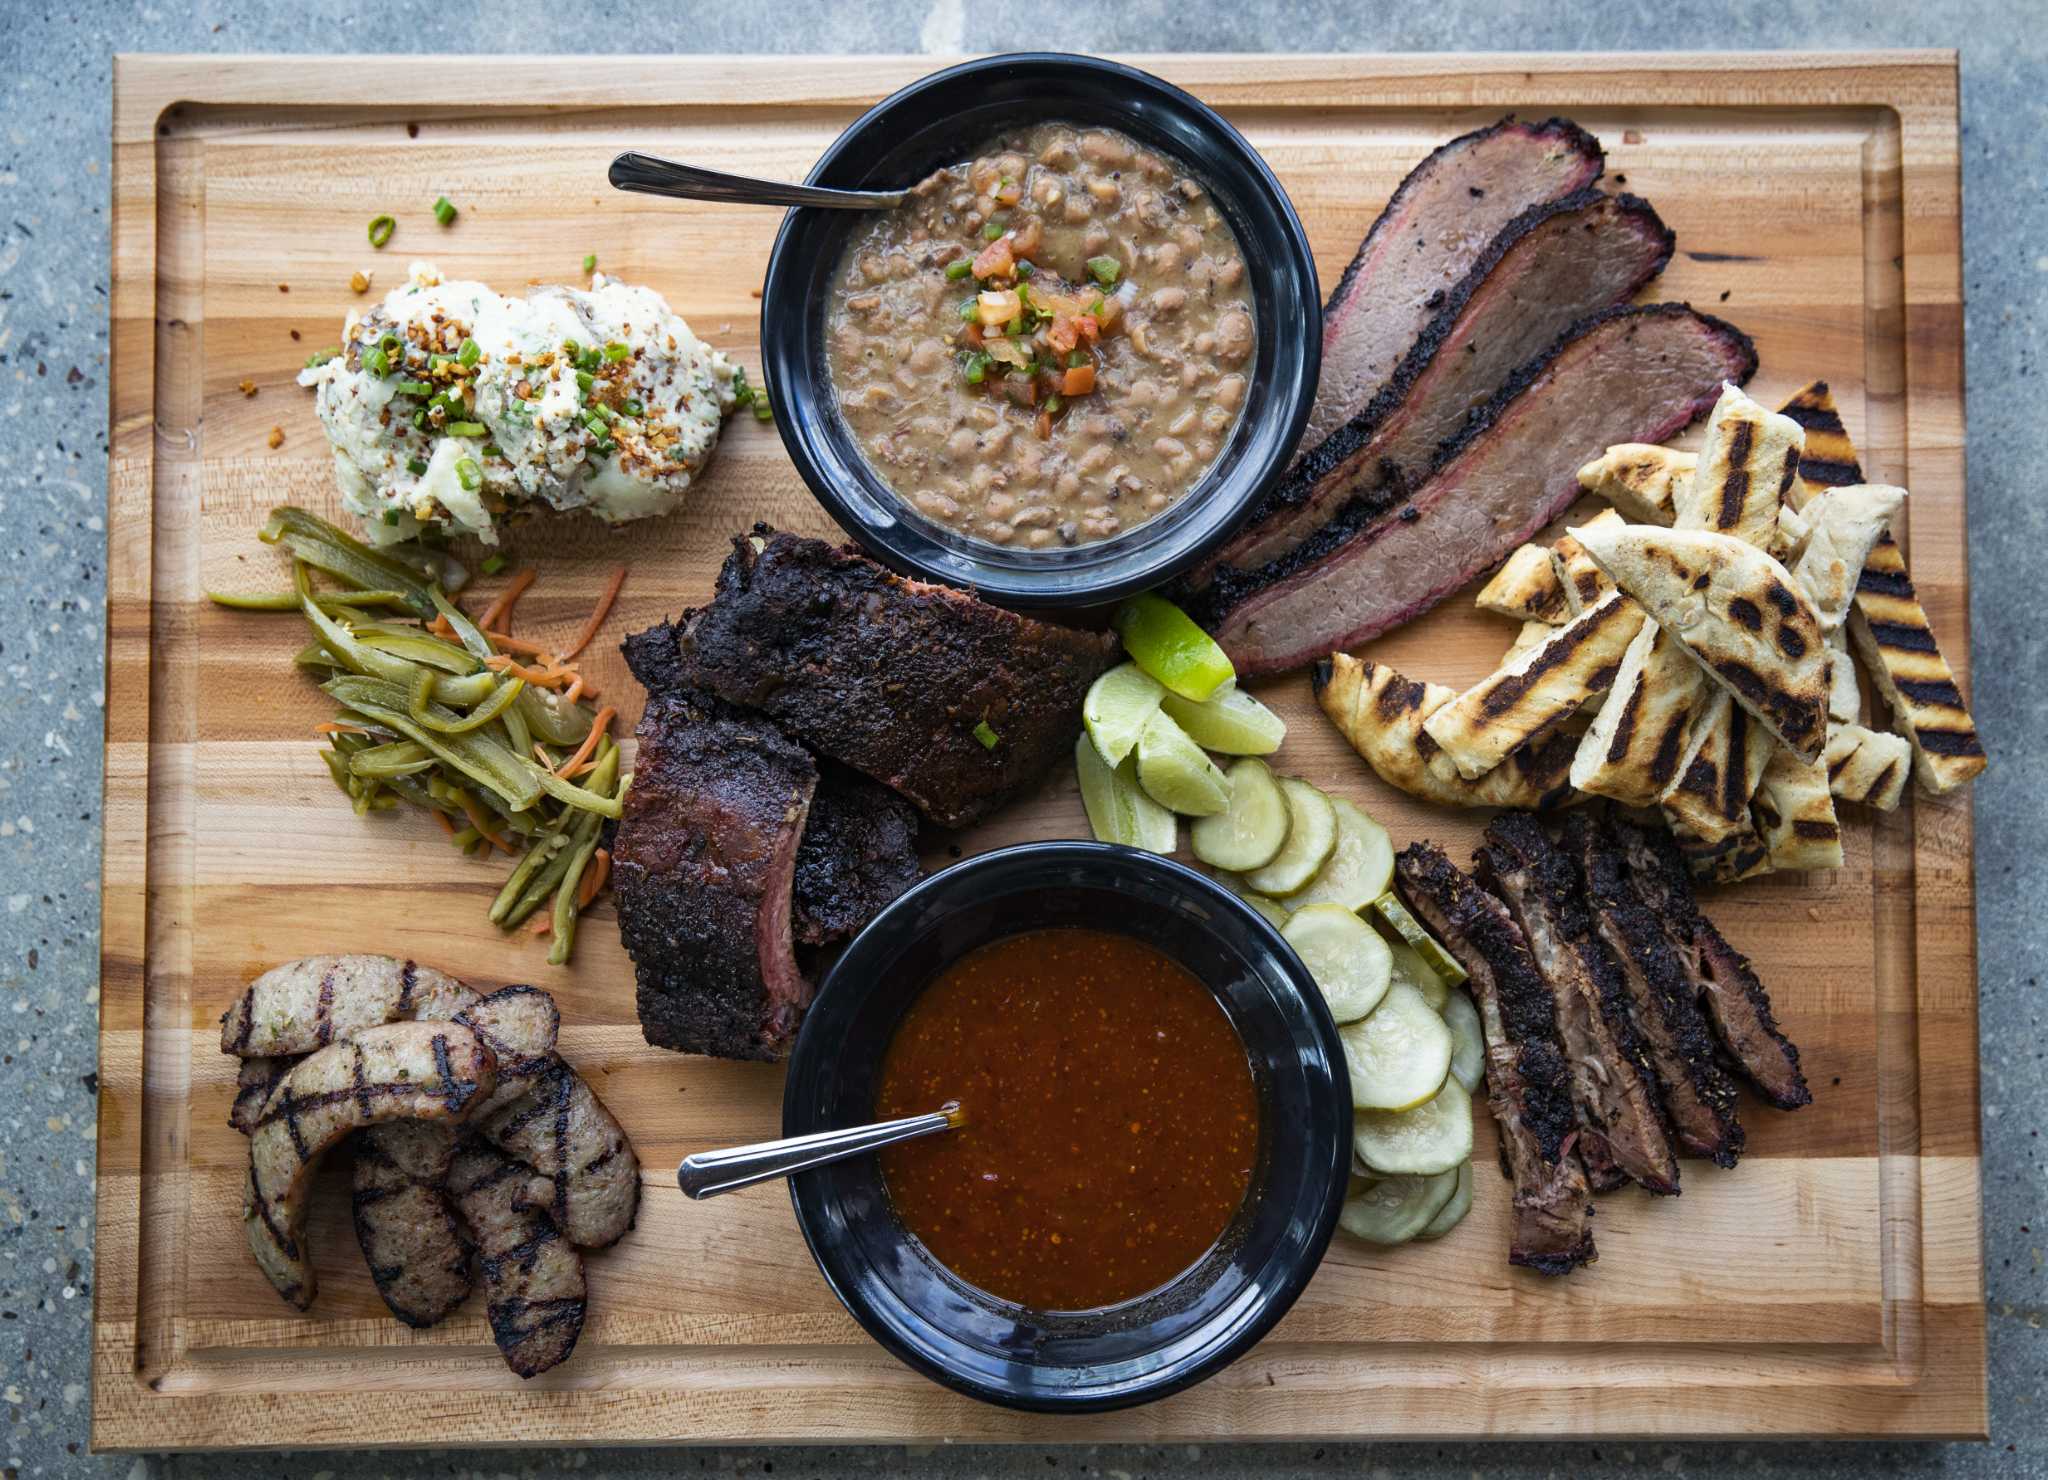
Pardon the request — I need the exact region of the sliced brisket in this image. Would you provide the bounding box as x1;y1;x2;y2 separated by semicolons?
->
1304;116;1603;456
1610;813;1812;1110
612;690;817;1061
1562;812;1746;1166
1210;190;1673;578
1395;841;1596;1276
1476;812;1680;1196
638;527;1118;830
1201;304;1757;677
791;765;923;949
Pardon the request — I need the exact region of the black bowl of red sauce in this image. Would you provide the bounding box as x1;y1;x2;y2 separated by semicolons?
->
782;841;1352;1412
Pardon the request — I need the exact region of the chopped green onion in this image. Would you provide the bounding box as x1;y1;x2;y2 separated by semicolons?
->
433;196;457;226
367;214;396;248
480;553;507;576
397;379;433;396
957;298;978;321
1044;393;1064;415
583;411;607;434
457;337;481;368
561;338;581;361
454;456;482;491
1087;255;1121;288
973;720;1000;750
622;397;645;417
982;219;1004;241
363;346;389;376
1008;316;1025;338
1087;294;1106;317
380;333;402;353
1067;350;1089;369
406;457;429;475
731;368;756;407
412;409;429;431
751;393;773;424
582;253;597;273
945;259;973;281
1015;259;1034;278
445;420;486;437
575;369;595;393
963;351;991;385
603;341;630;362
591;436;616;456
382;509;401;526
578;347;602;372
304;347;340;368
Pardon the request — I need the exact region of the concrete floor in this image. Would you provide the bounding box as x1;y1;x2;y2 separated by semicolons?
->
1;1;2042;1475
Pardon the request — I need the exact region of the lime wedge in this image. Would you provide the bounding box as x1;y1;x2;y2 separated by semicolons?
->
1160;685;1285;755
1134;711;1229;816
1114;593;1235;702
1075;733;1176;854
1083;661;1166;767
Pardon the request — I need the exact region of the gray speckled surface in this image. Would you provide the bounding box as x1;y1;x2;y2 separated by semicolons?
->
2;1;2042;1475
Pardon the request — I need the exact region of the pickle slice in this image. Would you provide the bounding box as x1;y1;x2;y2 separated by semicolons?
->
1082;661;1166;768
1354;1076;1475;1177
1372;891;1469;989
1074;732;1176;854
1214;870;1292;930
1414;1161;1474;1241
1159;685;1286;755
1282;903;1393;1024
1285;797;1394;913
1338;980;1454;1112
1442;988;1485;1094
1242;779;1337;896
1134;711;1229;816
1387;937;1451;1013
1337;1165;1460;1246
1191;757;1289;871
1114;592;1235;702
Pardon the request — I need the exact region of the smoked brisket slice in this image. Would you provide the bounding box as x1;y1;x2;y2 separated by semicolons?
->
1200;304;1757;677
1395;842;1596;1275
790;765;922;949
640;527;1118;829
1609;813;1812;1109
1303;115;1603;456
1562;812;1745;1166
613;689;817;1061
1209;189;1673;579
1476;812;1680;1196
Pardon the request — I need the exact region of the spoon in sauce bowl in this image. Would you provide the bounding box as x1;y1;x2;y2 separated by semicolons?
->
609;152;911;212
676;1101;964;1200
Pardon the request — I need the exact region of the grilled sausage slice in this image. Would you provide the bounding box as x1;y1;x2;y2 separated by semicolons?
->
478;1061;640;1249
448;1138;587;1377
243;1021;496;1310
220;955;476;1057
350;1121;474;1327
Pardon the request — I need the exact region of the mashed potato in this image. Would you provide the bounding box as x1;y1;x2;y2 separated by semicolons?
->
298;262;737;545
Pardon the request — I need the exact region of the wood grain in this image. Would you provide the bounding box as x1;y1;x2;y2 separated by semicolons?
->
96;52;1984;1449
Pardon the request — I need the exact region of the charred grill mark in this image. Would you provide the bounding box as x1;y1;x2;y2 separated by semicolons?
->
397;959;418;1015
1916;727;1986;757
1776;621;1808;662
1478;600;1629;718
351;1049;372;1119
314;964;337;1047
1777;446;1801;497
1719;707;1754;821
1648;710;1691;790
1728;596;1763;631
1605;684;1645;763
1856;565;1915;599
1897;677;1967;710
229;990;255;1053
1866;619;1939;654
1792;818;1840;841
1716;421;1754;530
1798;456;1861;488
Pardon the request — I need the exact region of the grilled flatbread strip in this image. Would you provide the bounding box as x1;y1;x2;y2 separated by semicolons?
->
1395;842;1594;1275
1826;723;1911;812
1577;442;1695;526
1793;484;1906;632
1312;655;1575;810
448;1138;587;1378
351;1121;473;1328
479;1061;641;1250
1827;629;1862;723
220;955;475;1057
243;1021;496;1311
1550;508;1626;616
1752;745;1845;872
1609;815;1811;1110
1673;383;1803;550
1423;591;1646;780
1563;813;1744;1166
1476;543;1571;624
1777;382;1986;794
1570;620;1707;808
1478;814;1679;1195
1571;522;1828;762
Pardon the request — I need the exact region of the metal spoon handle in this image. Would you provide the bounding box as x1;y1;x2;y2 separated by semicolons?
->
676;1103;962;1199
608;151;907;211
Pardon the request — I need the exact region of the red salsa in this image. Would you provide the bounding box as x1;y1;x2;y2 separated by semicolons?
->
874;927;1258;1310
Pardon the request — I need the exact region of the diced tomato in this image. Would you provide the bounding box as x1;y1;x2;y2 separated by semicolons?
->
1034;409;1053;440
1061;364;1097;396
971;237;1015;280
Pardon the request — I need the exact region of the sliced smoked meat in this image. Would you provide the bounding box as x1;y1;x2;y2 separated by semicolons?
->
791;765;923;948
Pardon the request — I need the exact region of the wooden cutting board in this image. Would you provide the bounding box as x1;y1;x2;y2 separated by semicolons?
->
96;51;1985;1449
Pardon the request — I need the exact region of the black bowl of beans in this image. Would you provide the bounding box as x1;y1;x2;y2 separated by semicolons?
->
761;54;1321;609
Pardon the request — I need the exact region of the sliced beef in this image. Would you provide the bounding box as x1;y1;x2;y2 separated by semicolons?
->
1210;190;1673;578
791;765;923;948
1610;813;1812;1109
1562;812;1745;1166
1476;812;1680;1196
612;689;817;1061
1304;115;1604;456
1395;841;1596;1276
633;527;1118;830
1200;304;1757;677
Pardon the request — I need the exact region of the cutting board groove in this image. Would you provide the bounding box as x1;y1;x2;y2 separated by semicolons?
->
97;52;1984;1449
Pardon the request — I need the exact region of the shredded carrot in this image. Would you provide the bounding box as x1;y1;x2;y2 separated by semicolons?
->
483;653;571;689
578;848;611;908
477;567;537;634
530;912;553;936
481;630;558;659
561;675;585;706
313;721;370;736
560;565;628;660
555;706;617;777
532;742;555;767
455;791;513;854
432;810;458;837
427;614;458;640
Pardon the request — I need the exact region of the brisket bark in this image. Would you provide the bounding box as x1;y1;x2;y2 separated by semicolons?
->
1208;189;1673;579
1395;841;1596;1275
1303;116;1604;457
612;689;817;1061
1476;812;1680;1196
639;527;1118;829
1199;304;1757;677
1562;812;1746;1166
791;765;923;949
1610;813;1812;1109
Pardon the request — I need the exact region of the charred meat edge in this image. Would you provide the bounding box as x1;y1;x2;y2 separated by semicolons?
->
1476;813;1681;1196
1395;842;1595;1276
1562;813;1746;1166
1610;813;1812;1110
